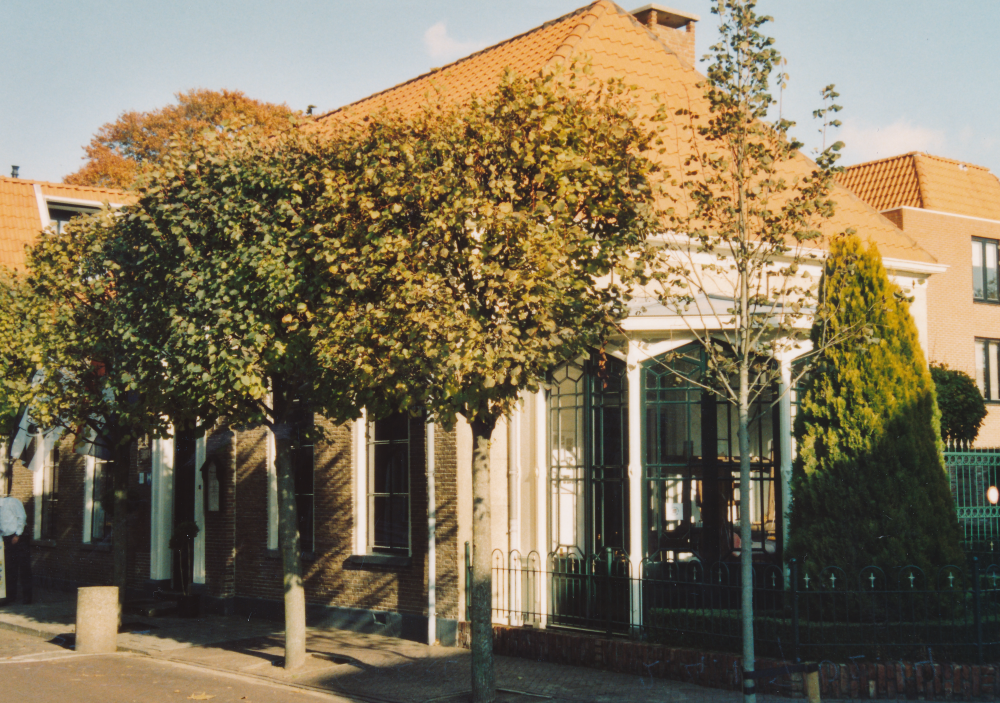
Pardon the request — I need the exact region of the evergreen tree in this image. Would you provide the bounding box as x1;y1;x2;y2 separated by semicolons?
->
787;236;964;577
930;362;987;445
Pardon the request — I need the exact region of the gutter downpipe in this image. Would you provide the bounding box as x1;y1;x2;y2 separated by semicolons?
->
427;420;437;645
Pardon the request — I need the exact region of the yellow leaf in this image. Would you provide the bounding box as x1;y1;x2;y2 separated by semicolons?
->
188;694;215;701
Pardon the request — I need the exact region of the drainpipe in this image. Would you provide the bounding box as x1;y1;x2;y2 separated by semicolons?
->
426;421;436;645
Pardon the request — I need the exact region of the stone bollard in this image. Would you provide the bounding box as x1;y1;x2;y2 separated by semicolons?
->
75;586;119;653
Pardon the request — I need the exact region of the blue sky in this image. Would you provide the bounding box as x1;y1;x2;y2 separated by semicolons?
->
2;0;998;184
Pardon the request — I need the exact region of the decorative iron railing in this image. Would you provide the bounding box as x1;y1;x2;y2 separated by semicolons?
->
945;444;1000;552
467;544;1000;664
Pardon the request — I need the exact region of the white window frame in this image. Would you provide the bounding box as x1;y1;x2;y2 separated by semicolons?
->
82;454;110;544
31;431;61;541
365;412;412;556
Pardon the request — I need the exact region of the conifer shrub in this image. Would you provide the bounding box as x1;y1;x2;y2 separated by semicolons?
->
787;236;964;583
930;362;987;445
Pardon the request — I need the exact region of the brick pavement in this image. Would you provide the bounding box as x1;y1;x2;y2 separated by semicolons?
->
0;590;760;702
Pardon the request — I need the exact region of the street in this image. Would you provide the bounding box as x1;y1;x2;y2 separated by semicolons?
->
0;641;352;703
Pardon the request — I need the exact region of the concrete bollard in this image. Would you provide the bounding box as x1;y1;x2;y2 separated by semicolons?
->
75;586;119;653
805;669;821;702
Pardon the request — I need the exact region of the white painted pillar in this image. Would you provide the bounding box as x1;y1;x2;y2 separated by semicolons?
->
150;436;175;581
353;411;368;555
534;390;548;628
626;342;644;631
31;434;45;540
508;400;523;625
193;433;206;585
427;420;437;645
82;455;95;544
778;360;794;553
266;427;279;551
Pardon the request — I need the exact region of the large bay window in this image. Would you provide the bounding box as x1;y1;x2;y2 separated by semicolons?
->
548;354;629;557
642;346;780;563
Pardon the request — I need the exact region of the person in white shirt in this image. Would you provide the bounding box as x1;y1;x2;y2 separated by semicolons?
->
0;494;31;605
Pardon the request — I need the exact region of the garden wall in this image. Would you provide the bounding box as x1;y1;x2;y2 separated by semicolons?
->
460;623;1000;699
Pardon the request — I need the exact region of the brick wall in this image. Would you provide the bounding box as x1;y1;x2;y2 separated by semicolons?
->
14;413;460;624
233;416;460;624
203;427;237;601
887;207;1000;446
465;623;1000;700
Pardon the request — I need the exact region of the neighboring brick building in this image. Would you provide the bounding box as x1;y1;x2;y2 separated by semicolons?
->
2;2;949;644
840;152;1000;446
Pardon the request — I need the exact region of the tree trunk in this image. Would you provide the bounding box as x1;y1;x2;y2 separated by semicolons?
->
469;417;497;703
272;380;307;670
112;429;130;617
738;371;756;703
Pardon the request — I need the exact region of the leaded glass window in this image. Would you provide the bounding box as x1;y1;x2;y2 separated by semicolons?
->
548;353;629;555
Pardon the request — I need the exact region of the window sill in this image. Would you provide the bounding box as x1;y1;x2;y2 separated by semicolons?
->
265;548;316;562
81;542;112;552
973;299;1000;305
33;539;57;549
344;554;412;569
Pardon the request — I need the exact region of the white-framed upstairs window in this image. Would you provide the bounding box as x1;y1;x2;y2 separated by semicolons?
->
973;238;1000;303
46;203;99;235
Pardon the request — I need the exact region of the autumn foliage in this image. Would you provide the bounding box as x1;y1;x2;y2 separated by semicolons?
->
63;88;296;189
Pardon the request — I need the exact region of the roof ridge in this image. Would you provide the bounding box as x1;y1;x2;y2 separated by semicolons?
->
0;174;125;196
549;0;613;64
317;2;604;121
914;151;993;173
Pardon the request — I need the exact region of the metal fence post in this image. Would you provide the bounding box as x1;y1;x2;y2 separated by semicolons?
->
604;547;613;639
974;556;984;665
465;541;471;623
791;559;800;662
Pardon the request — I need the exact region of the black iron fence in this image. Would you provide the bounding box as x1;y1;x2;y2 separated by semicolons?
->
467;544;1000;664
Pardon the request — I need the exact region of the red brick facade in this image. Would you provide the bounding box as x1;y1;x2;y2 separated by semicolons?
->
883;207;1000;446
12;416;461;643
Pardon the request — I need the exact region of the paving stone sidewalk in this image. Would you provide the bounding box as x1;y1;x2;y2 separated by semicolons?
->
0;589;750;702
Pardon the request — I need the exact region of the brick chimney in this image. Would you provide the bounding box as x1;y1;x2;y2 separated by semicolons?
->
631;4;699;67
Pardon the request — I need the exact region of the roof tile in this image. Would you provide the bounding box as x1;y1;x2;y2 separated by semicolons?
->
840;152;1000;221
310;1;935;266
0;176;128;271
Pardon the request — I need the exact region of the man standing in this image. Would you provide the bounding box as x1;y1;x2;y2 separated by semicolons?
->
0;493;31;605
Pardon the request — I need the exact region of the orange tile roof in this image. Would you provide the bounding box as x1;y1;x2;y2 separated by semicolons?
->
840;152;1000;221
0;176;127;271
311;0;935;266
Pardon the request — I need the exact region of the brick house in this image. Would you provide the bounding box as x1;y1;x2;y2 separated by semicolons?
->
840;152;1000;446
2;2;948;642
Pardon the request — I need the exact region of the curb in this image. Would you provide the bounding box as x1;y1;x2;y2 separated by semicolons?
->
0;618;68;641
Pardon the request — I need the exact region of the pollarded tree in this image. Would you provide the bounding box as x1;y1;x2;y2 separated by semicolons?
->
0;270;38;487
787;236;964;577
930;362;987;446
1;206;174;605
318;65;663;703
93;122;398;669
